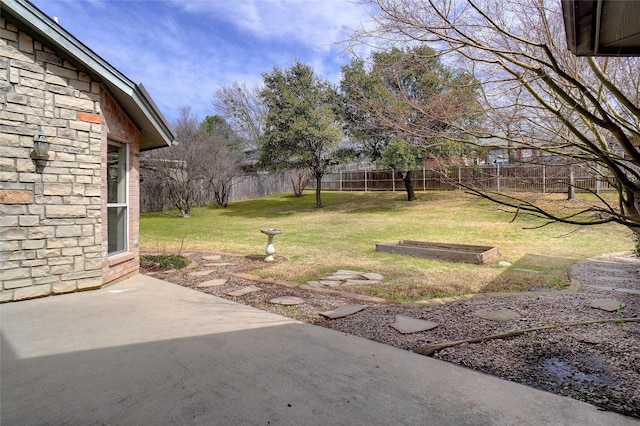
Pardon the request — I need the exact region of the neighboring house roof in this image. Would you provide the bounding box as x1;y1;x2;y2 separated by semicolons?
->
562;0;640;56
3;0;177;150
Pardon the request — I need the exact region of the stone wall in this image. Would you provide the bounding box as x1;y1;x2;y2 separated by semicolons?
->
0;14;139;302
100;90;141;285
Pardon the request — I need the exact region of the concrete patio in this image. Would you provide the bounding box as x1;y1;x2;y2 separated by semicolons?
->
1;274;636;425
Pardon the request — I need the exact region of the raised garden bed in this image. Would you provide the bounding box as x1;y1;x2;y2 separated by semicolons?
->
375;240;498;265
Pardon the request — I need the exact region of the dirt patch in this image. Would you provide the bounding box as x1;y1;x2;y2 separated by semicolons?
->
141;251;640;419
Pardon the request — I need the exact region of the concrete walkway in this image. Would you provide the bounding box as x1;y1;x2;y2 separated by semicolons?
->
1;274;636;425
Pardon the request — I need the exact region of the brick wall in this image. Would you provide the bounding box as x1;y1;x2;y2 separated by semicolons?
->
101;90;141;285
0;15;140;301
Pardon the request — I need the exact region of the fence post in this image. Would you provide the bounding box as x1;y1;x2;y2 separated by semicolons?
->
309;164;589;197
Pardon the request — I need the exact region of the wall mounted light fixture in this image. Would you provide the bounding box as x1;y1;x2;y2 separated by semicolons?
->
32;127;50;173
33;128;50;159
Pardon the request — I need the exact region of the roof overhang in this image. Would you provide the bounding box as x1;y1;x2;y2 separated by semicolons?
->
2;0;176;150
562;0;640;56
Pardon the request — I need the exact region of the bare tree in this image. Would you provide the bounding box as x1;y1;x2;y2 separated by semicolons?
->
289;168;310;198
199;115;245;208
347;0;640;245
143;106;244;216
143;107;204;218
212;81;267;151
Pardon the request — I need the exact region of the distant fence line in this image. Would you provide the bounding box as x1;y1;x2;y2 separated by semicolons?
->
310;164;616;193
140;170;293;212
141;164;616;212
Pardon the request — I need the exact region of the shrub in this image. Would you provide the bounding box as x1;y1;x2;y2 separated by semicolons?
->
141;254;189;270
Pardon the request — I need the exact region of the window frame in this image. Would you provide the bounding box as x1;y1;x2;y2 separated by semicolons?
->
106;140;129;256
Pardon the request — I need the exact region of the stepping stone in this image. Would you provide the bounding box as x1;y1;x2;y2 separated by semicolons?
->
320;304;366;319
226;285;262;297
196;278;228;288
591;265;627;273
342;279;377;286
269;296;304;305
205;262;236;267
591;276;632;283
336;270;365;275
316;271;384;285
361;272;384;281
588;284;615;291
321;274;361;281
589;298;625;312
614;288;640;295
589;285;640;295
202;255;222;261
188;270;214;277
306;281;324;288
610;256;639;263
390;315;438;334
474;308;521;321
319;280;342;288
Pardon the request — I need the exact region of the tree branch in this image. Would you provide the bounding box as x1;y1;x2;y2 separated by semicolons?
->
415;317;640;356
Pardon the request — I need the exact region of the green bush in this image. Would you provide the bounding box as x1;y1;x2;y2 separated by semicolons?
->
141;254;189;270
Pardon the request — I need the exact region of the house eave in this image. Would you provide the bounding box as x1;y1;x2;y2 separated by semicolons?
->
561;0;640;57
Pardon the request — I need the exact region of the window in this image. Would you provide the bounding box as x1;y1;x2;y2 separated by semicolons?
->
107;141;128;255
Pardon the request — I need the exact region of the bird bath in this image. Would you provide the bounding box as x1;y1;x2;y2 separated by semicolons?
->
260;228;282;262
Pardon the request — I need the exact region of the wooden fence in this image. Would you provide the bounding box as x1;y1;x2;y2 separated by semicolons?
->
141;164;616;211
140;170;294;212
311;164;616;193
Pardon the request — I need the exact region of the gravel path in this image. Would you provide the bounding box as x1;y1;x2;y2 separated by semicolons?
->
142;251;640;419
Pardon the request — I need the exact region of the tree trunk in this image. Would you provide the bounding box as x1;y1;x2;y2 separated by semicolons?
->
315;175;323;208
400;170;416;201
567;167;575;200
290;169;309;197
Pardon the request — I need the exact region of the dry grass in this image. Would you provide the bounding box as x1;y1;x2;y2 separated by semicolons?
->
141;191;633;302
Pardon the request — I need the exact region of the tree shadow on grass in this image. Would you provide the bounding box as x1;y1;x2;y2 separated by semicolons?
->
214;195;408;219
482;253;578;294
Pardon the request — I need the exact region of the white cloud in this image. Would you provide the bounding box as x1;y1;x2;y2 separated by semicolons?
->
31;0;375;121
174;0;371;51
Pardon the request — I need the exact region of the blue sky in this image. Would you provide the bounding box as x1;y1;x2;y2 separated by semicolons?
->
31;0;374;122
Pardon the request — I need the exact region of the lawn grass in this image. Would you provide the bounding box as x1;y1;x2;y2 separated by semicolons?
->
140;190;634;302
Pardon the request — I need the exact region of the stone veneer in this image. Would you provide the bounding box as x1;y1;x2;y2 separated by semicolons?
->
100;90;141;285
1;15;141;302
